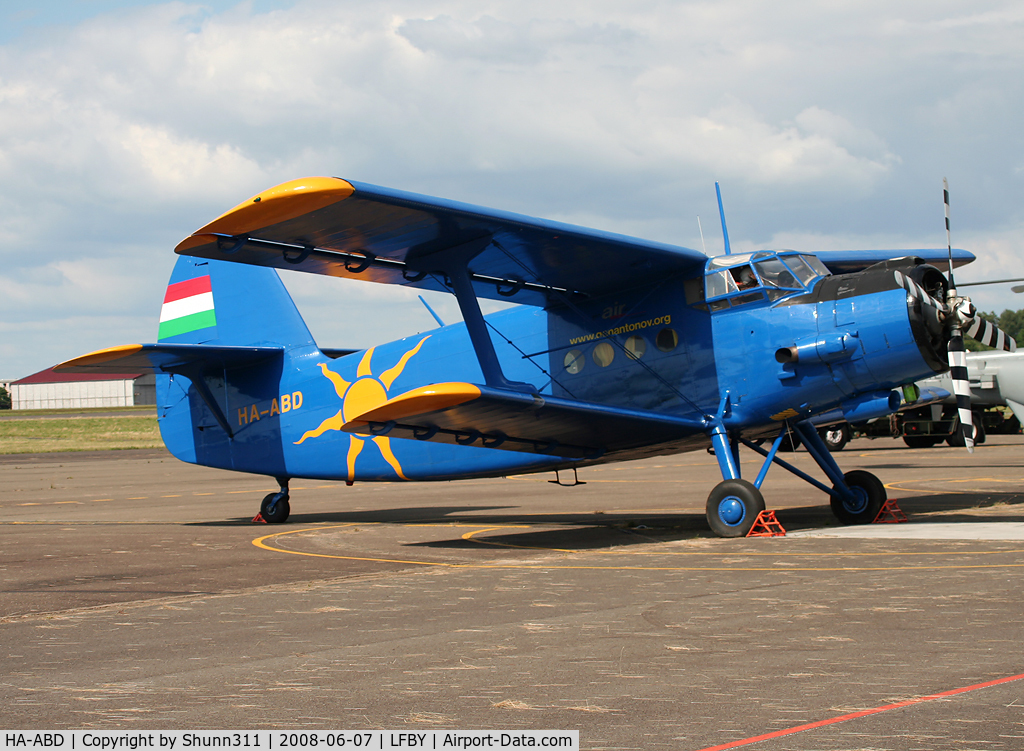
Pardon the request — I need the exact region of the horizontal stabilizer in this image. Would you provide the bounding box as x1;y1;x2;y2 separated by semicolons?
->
55;343;283;375
341;382;705;460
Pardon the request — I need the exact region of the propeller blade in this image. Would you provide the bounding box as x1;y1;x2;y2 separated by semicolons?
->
965;316;1017;352
947;329;974;453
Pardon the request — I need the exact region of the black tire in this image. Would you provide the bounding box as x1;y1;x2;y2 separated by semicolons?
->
903;435;941;448
830;470;885;525
778;429;801;452
974;413;987;445
260;492;290;523
818;425;850;451
706;479;766;538
946;416;985;447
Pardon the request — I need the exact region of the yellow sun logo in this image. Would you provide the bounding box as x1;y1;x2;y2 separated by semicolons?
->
294;336;430;483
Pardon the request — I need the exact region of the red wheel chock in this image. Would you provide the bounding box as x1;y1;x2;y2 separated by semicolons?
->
746;510;786;537
873;499;907;524
251;512;268;524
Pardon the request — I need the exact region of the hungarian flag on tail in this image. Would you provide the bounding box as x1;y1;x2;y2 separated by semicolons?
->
159;275;216;339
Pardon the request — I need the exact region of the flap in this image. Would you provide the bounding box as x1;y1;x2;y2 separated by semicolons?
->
175;177;710;307
340;382;705;459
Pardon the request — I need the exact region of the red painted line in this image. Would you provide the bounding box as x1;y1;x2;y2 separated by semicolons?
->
163;275;212;303
694;671;1024;751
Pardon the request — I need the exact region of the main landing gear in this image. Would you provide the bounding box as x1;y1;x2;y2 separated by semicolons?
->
259;478;291;523
705;416;885;537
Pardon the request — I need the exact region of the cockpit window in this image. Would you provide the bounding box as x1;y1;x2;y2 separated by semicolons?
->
705;269;738;298
754;258;799;289
800;254;831;278
732;265;758;290
782;255;818;286
704;251;830;310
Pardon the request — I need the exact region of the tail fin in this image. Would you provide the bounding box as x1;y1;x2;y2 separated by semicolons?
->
158;256;315;349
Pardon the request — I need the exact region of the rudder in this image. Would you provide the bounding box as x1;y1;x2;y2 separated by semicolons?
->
158;256;316;350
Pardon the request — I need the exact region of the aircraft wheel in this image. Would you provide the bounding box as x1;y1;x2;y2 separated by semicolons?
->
777;429;801;452
830;470;885;525
818;424;850;451
260;492;290;524
903;435;941;448
706;479;765;538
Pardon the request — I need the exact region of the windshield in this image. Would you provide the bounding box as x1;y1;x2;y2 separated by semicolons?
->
754;258;800;289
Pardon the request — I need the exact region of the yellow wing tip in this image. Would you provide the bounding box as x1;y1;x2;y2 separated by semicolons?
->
185;176;355;241
55;344;144;370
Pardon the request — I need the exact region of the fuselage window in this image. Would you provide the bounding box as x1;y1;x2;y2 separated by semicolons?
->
593;342;615;367
564;349;585;374
625;335;646;360
655;328;679;352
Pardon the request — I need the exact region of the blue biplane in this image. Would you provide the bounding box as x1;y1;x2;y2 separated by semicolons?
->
57;177;1015;536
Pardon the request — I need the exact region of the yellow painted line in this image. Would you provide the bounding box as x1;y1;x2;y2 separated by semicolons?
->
161;494;181;498
91;499;113;503
18;503;41;506
128;496;147;500
55;501;81;505
252;525;1024;571
194;493;215;496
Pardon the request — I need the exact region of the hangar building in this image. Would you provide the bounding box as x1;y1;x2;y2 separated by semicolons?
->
9;368;156;410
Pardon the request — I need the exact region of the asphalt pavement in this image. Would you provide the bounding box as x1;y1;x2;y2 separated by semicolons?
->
2;436;1024;749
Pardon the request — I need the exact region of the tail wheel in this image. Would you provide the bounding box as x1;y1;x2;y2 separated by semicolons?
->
260;492;290;523
830;470;885;525
706;479;765;538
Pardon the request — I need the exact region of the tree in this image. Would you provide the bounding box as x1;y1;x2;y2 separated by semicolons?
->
0;386;10;409
966;309;1024;352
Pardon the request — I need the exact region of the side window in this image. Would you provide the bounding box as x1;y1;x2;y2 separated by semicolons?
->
593;342;615;367
624;335;646;360
730;265;758;291
655;328;679;352
705;269;737;298
564;349;585;374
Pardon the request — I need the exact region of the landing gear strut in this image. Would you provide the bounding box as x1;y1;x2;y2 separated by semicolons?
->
703;407;886;536
259;477;290;523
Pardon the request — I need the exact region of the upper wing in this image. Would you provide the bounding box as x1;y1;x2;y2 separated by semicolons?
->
337;382;707;460
814;249;974;274
174;177;710;307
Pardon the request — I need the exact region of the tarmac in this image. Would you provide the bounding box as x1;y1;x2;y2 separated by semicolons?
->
2;435;1024;749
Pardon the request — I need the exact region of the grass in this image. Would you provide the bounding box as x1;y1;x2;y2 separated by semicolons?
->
0;414;163;454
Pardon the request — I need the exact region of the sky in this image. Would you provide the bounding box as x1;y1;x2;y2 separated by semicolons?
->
1;0;1023;378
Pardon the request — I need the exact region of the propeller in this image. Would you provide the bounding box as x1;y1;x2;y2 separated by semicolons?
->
940;179;1016;452
897;182;1018;452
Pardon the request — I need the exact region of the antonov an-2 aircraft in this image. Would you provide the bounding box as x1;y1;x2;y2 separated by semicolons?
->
57;177;1015;536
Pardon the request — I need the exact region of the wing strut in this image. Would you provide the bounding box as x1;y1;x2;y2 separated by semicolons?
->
406;236;535;393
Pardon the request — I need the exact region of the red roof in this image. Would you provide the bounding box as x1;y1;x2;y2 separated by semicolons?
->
13;367;144;385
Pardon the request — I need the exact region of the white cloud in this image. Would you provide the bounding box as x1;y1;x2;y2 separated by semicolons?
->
0;0;1022;377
